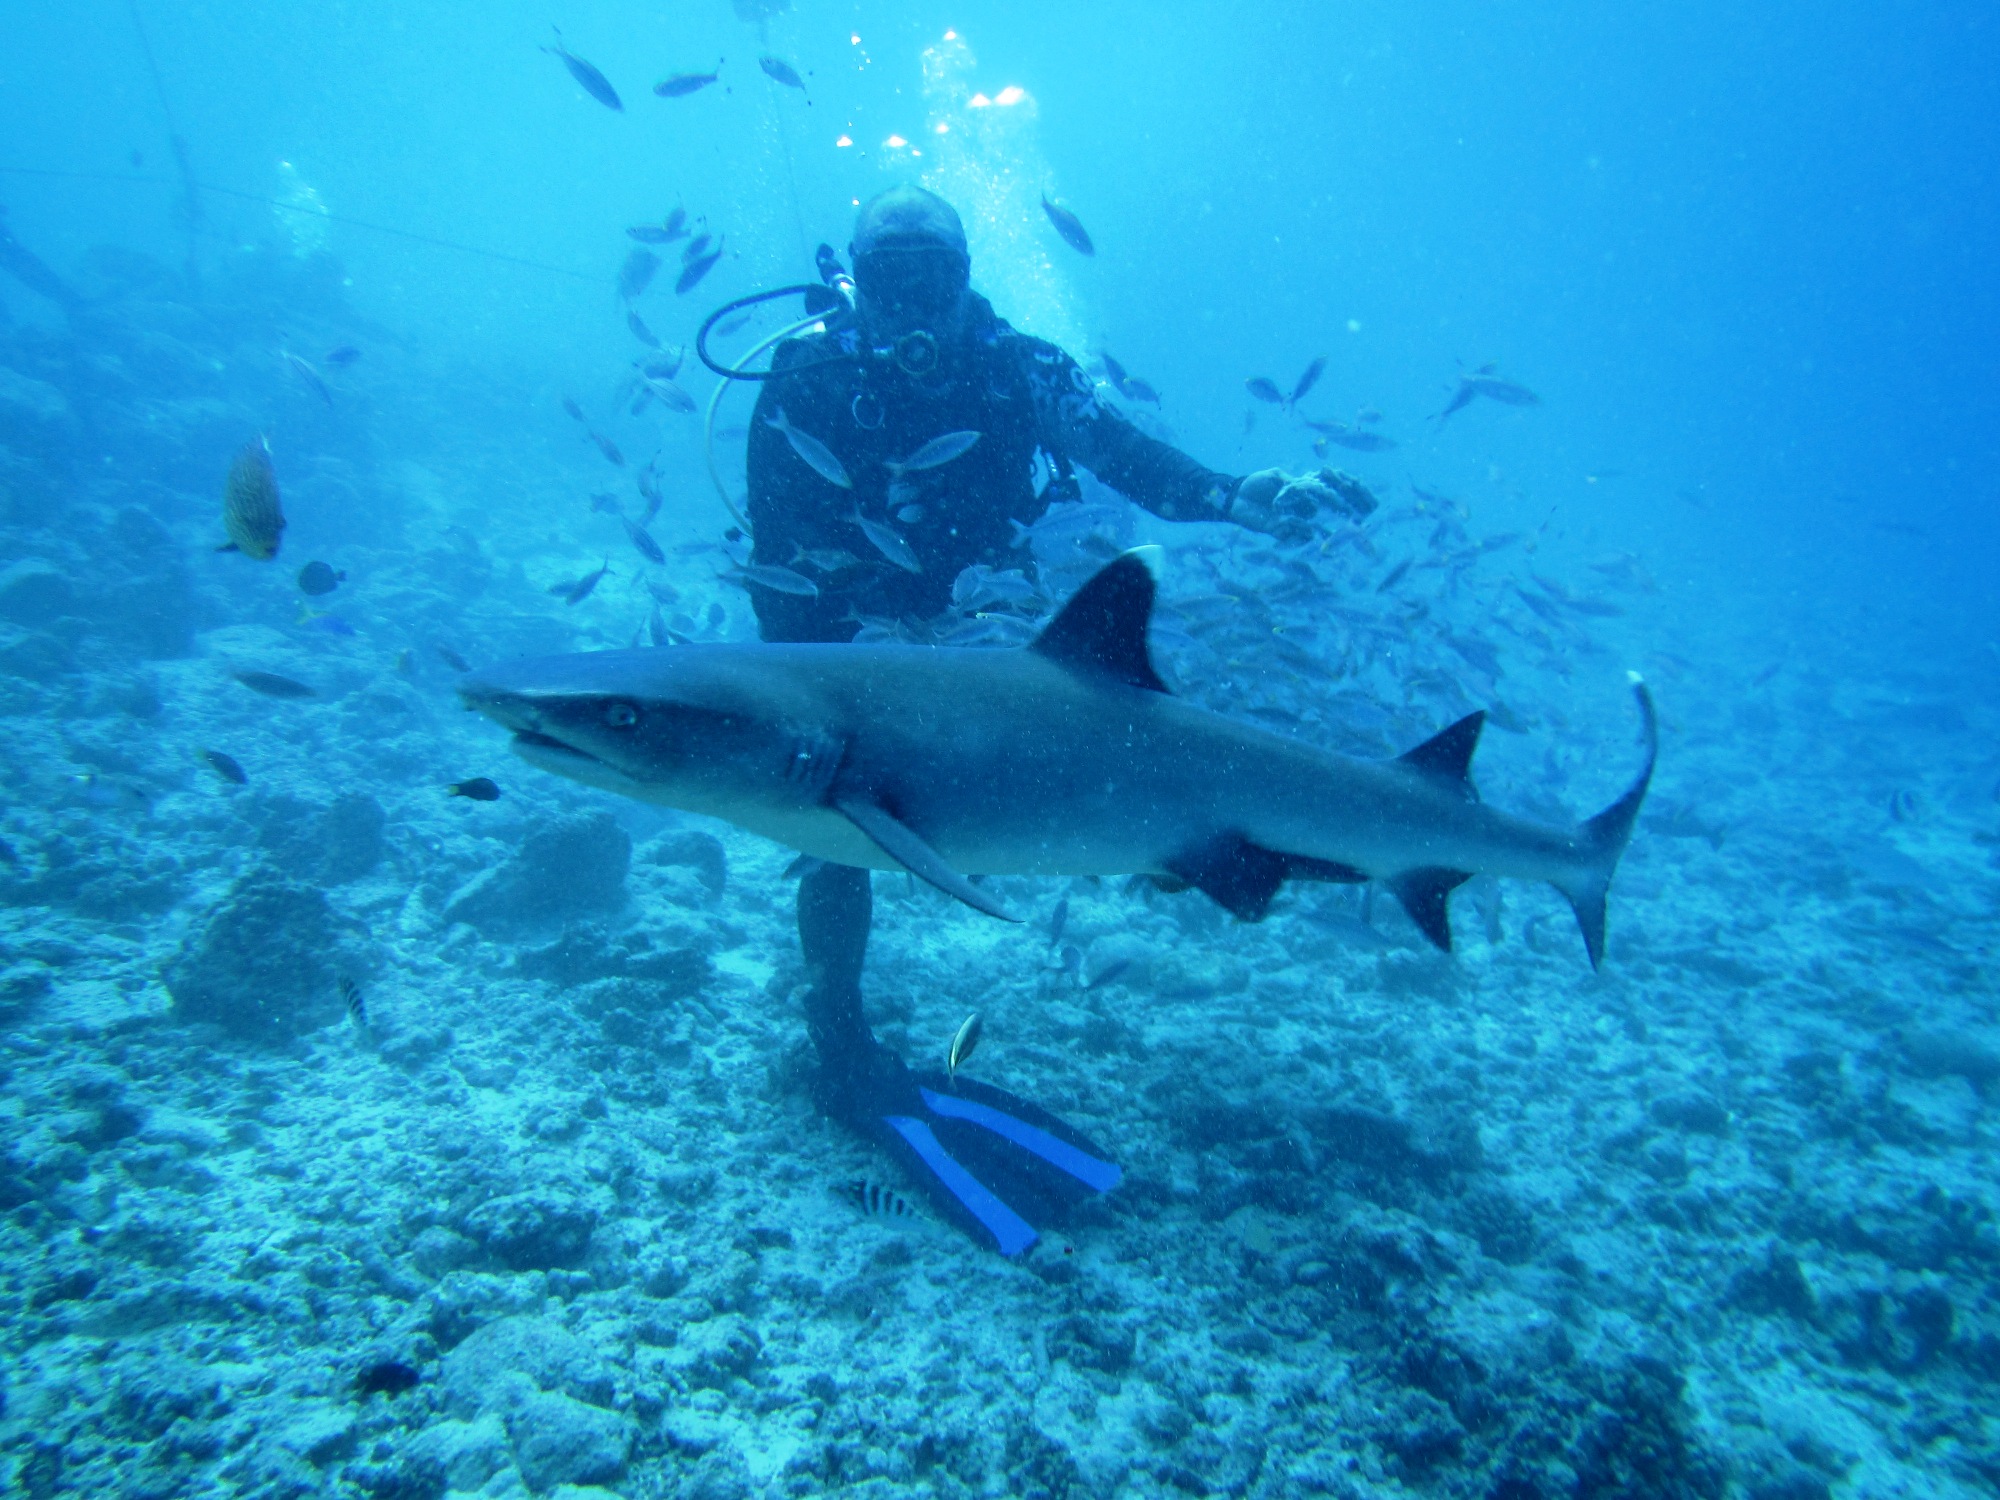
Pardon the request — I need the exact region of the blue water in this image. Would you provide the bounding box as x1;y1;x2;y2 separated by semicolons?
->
2;3;1997;1496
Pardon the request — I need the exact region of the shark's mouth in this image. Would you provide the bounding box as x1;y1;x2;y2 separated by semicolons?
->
508;728;656;798
510;730;601;766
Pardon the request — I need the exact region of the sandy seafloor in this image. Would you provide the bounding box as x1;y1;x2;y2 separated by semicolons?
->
2;256;1997;1500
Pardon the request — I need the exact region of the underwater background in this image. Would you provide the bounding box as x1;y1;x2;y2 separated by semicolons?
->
2;1;1997;1496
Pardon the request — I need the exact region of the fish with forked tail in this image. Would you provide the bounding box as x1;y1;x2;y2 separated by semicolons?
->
544;29;622;110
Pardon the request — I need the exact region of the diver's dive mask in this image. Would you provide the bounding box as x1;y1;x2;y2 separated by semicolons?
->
852;244;970;336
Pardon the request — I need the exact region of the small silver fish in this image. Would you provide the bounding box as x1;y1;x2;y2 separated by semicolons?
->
1465;374;1540;406
728;564;819;597
1313;431;1398;455
1048;896;1069;947
636;456;663;502
675;242;723;295
234;669;316;699
626;310;661;348
791;544;860;574
947;1013;983;1080
199;748;248;785
846;508;921;573
622;519;665;564
1040;194;1094;256
618;248;661;301
895;504;925;525
653;70;719;99
282;350;332;406
544;29;622;111
559;560;613;604
759;55;806;90
644;378;697;414
1290;356;1328;406
766;408;851;488
887;429;980;476
1435;364;1540;423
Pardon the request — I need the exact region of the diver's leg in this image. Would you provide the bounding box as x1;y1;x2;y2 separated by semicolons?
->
797;862;896;1114
796;861;1120;1255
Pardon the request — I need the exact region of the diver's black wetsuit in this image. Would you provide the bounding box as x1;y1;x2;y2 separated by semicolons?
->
743;292;1238;1129
747;292;1235;638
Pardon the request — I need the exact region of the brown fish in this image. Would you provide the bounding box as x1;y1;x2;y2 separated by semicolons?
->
220;440;285;560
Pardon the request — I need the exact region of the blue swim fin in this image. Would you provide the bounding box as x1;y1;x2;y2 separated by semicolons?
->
873;1072;1121;1257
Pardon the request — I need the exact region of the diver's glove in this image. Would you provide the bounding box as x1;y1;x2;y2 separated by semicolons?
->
1229;466;1379;540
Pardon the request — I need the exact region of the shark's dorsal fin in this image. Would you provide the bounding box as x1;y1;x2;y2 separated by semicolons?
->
1030;554;1169;693
1398;711;1485;798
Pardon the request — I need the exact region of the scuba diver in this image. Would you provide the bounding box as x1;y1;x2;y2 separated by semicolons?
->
735;185;1374;1256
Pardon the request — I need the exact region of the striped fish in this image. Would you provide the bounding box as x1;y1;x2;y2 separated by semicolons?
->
843;1180;916;1219
340;977;366;1030
220;440;285;560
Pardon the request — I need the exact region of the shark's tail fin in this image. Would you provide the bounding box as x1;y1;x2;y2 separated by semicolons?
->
1553;680;1658;969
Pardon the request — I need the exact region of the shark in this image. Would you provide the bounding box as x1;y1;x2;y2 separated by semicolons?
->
461;554;1657;964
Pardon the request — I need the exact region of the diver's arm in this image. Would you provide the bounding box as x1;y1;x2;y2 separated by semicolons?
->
1029;346;1238;522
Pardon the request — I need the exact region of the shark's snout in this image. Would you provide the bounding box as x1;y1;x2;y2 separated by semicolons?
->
459;657;666;795
457;670;525;725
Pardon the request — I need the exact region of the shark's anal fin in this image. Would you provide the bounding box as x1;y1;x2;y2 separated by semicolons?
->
833;795;1019;922
1398;710;1485;797
1164;833;1366;921
1388;867;1474;951
1030;553;1169;693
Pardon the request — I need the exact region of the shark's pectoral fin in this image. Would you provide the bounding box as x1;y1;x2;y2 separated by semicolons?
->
833;796;1019;922
1388;867;1474;951
1165;834;1366;921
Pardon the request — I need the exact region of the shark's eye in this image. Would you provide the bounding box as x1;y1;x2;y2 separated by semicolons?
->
603;701;639;729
